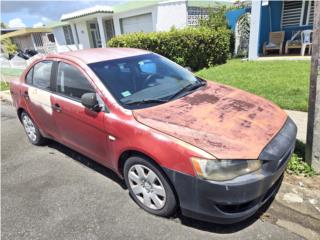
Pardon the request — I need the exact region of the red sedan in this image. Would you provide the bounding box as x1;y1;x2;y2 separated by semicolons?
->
10;48;297;224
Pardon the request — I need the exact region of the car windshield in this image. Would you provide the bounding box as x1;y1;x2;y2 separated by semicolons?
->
88;53;204;109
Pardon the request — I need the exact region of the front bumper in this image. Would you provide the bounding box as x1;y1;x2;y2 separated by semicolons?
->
163;117;297;224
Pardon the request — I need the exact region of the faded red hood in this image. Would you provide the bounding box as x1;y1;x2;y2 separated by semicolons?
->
133;82;288;159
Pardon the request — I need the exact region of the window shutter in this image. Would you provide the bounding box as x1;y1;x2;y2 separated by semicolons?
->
308;0;315;25
282;0;303;28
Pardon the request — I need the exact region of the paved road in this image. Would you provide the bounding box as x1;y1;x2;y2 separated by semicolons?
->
1;102;302;240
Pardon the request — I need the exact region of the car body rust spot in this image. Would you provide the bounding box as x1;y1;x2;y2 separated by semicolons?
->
222;99;255;112
133;81;288;159
183;93;219;106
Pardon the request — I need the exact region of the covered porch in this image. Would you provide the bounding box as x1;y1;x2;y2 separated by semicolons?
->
249;0;314;60
60;6;115;50
0;27;54;53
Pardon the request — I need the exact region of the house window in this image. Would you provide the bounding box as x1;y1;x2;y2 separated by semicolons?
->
187;7;209;26
32;33;44;47
105;19;115;42
282;0;314;28
63;25;74;45
47;33;55;43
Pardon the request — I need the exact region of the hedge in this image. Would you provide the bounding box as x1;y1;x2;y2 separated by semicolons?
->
108;27;231;71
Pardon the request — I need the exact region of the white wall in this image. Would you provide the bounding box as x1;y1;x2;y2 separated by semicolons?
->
53;24;87;52
112;1;188;35
113;6;157;36
53;27;66;46
156;1;187;31
12;35;34;50
75;21;91;49
248;0;261;60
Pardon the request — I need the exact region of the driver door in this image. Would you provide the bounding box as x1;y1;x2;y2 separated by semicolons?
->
51;61;110;165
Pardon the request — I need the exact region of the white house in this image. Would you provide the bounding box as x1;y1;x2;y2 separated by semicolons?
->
52;0;229;52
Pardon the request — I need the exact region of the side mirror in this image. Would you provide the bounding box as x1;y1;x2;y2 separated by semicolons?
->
81;93;101;112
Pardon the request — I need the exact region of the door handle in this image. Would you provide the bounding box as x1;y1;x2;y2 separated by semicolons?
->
52;103;62;112
23;91;29;100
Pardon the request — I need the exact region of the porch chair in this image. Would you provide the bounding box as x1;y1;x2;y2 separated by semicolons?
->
301;30;313;56
263;31;285;55
285;31;302;54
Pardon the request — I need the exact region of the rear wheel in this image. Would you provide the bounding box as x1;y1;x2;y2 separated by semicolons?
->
21;111;46;145
124;156;177;217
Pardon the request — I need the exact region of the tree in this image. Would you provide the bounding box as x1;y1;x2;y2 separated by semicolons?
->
0;21;18;56
200;5;229;30
200;5;233;56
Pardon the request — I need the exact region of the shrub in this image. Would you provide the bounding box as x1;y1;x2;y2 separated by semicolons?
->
2;41;17;55
286;153;316;177
108;27;231;71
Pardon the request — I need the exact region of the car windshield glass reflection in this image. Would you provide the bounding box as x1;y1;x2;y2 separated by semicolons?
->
89;54;204;109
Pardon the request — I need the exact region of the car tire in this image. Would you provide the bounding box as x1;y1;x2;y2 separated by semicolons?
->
124;155;178;217
21;111;46;145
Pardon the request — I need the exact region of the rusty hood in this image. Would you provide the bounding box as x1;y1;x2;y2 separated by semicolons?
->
133;81;288;159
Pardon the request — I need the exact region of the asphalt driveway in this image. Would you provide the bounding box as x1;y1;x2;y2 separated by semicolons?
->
1;102;303;240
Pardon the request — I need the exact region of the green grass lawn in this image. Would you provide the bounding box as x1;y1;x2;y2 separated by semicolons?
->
197;60;310;112
1;68;24;77
1;68;23;91
0;81;10;91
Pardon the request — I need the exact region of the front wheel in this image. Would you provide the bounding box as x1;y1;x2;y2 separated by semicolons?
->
124;156;177;217
21;111;46;145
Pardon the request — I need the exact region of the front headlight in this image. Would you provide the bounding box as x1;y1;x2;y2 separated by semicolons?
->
191;157;262;181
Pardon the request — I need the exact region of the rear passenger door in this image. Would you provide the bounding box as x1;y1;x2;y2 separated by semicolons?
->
24;60;59;139
51;61;109;164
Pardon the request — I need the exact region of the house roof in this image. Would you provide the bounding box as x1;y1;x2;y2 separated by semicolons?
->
59;0;233;22
112;0;232;13
113;0;160;13
61;5;114;21
0;27;52;40
187;0;232;8
46;21;70;28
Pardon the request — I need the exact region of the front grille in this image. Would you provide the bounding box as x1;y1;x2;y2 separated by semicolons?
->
216;199;258;214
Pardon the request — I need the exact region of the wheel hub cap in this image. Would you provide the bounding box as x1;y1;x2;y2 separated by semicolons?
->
128;164;166;210
22;115;37;142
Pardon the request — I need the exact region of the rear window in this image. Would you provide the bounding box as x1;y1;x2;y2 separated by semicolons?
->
32;61;53;90
25;67;34;84
56;62;95;100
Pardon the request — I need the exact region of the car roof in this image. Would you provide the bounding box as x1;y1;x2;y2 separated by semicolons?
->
47;48;150;64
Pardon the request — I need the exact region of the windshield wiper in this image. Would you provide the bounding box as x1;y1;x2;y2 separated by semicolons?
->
168;81;206;101
123;98;168;106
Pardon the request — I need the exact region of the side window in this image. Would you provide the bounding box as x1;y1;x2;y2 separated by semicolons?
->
57;62;95;100
33;61;53;90
25;67;34;84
